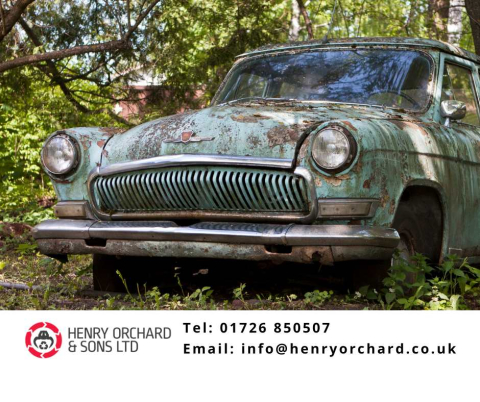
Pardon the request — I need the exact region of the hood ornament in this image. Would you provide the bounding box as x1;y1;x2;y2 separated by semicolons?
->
163;131;214;144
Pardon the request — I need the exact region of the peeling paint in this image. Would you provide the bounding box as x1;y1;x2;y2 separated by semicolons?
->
322;174;350;187
267;125;302;147
231;114;271;123
389;199;396;215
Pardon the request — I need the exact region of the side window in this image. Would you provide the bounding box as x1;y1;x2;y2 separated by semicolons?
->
441;63;480;126
233;74;267;100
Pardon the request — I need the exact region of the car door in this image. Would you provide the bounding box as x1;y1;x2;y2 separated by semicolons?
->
438;53;480;259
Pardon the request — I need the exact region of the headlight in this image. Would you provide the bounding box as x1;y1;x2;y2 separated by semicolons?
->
41;134;78;176
311;126;356;172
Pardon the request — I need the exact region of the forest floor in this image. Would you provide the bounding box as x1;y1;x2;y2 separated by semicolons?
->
1;222;479;310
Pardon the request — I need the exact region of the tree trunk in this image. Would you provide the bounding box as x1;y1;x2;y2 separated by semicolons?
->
428;0;450;40
289;0;300;41
466;0;480;55
447;0;463;45
296;0;314;40
0;0;35;43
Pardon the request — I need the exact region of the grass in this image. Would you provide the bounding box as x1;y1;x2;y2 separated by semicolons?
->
1;231;480;310
0;233;362;310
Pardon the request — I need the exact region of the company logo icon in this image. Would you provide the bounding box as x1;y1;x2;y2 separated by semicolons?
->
25;322;62;358
163;131;215;144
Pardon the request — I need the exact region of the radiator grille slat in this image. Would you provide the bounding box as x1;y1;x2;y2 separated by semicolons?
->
92;166;309;215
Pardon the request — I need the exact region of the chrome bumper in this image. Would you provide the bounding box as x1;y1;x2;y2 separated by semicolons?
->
33;220;400;264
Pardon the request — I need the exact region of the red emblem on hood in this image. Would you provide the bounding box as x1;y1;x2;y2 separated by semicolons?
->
164;131;215;144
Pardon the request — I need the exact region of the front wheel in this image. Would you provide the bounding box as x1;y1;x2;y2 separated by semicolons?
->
347;189;443;289
92;255;175;293
93;254;130;292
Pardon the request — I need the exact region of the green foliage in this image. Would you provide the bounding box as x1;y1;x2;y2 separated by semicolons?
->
0;68;119;223
233;283;247;302
1;0;477;225
304;290;333;305
358;254;480;310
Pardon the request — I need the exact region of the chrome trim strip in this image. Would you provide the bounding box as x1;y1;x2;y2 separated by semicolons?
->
32;220;94;240
33;219;400;248
87;157;317;223
294;166;318;222
98;154;293;177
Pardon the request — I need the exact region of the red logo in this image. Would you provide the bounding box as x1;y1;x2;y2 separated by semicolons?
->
181;131;193;142
25;322;62;358
163;131;215;144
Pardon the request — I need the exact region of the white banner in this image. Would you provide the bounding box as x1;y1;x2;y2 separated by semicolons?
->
1;311;477;401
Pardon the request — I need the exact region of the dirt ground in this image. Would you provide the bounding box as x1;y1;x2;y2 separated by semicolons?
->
0;247;371;310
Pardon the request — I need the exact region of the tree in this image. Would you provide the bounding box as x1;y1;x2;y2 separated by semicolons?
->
0;0;161;73
447;0;463;45
296;0;314;40
0;0;34;43
0;0;163;123
428;0;450;40
465;0;480;54
289;0;300;41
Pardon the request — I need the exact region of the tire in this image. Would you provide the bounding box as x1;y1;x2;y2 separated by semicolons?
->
93;254;129;292
392;191;442;264
92;255;175;293
345;189;442;290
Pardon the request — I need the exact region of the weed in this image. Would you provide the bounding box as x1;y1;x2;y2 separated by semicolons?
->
304;290;333;305
233;283;247;302
358;254;480;310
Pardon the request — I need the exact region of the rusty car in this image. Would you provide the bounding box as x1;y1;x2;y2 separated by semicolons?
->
32;37;480;290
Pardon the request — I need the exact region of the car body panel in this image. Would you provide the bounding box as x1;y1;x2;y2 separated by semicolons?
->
37;38;480;264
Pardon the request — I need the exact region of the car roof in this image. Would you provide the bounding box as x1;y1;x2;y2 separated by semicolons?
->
237;37;480;64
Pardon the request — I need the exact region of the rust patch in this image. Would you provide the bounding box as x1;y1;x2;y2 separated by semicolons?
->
231;114;270;123
390;120;429;137
99;127;126;137
253;113;271;119
379;174;389;208
247;135;261;147
78;136;92;152
322;174;350;187
380;193;390;208
97;140;106;148
342;120;358;132
298;136;311;160
389;199;396;215
267;125;303;147
352;159;362;173
363;179;371;189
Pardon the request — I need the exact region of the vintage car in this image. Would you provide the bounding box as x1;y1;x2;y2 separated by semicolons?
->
33;37;480;291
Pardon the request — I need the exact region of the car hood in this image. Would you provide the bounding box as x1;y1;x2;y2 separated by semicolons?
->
102;104;415;166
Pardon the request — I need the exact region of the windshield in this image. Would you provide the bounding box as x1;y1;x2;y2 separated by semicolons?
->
214;49;432;111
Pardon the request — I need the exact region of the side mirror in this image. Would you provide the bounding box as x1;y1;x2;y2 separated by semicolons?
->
440;100;466;127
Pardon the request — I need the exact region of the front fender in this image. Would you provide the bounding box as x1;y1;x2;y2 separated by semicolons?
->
295;118;454;228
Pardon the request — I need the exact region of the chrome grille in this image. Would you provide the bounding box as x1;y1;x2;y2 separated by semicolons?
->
91;166;309;215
